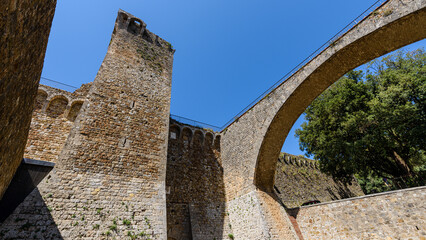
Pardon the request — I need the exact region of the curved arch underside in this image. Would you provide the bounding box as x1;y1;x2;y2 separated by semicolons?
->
221;0;426;196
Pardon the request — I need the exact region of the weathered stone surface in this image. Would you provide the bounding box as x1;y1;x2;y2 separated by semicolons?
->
166;120;230;239
1;9;175;239
0;168;166;239
24;84;90;163
227;190;298;239
220;1;426;237
1;1;425;239
56;10;174;239
295;186;426;240
274;153;364;208
0;0;57;199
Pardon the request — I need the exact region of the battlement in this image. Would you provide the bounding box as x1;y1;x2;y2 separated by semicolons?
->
115;9;175;54
24;84;91;163
274;153;364;208
35;84;90;119
279;153;319;169
169;118;221;148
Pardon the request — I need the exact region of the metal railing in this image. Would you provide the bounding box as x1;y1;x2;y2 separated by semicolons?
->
219;0;388;131
40;77;79;92
170;114;221;132
39;77;223;131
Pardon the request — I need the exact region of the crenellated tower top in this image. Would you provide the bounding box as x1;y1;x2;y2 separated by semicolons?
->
115;9;175;54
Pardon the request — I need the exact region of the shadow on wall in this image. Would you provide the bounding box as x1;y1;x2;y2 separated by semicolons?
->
326;183;357;200
166;122;227;239
0;188;63;239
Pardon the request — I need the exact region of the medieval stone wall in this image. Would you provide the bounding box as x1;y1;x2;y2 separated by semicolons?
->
219;2;425;237
0;168;165;239
0;0;57;199
24;84;90;163
166;119;232;240
0;10;175;240
1;1;425;239
274;153;364;208
293;186;426;240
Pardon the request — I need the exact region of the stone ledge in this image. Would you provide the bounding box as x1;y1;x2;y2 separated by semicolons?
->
297;185;426;209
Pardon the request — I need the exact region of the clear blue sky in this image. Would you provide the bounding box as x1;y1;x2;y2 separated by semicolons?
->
41;0;425;156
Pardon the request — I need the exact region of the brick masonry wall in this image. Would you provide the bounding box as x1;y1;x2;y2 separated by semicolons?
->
220;0;426;197
0;10;174;239
1;1;425;239
274;153;364;208
0;0;57;199
219;1;425;237
294;186;426;240
166;203;192;240
24;84;90;163
56;10;174;239
166;120;232;240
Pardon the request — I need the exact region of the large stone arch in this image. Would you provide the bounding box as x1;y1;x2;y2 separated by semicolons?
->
220;1;425;238
222;0;426;197
254;0;426;192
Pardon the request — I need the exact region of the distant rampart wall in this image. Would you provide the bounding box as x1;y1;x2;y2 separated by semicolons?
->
274;153;364;208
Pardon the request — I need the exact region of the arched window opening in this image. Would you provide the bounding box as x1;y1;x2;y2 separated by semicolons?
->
204;132;214;148
46;96;68;118
193;130;204;146
182;128;192;146
169;125;180;140
213;135;221;151
67;101;84;122
34;90;47;110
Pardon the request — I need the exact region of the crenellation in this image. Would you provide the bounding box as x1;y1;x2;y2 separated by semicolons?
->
274;153;364;208
1;1;425;239
24;84;88;163
169;119;220;148
166;120;228;239
116;9;174;55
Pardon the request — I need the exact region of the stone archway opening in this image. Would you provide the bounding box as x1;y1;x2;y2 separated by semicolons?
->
46;95;69;118
67;101;84;122
252;8;426;193
34;90;48;110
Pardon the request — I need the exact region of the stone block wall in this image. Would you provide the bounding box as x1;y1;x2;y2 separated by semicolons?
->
1;1;424;239
0;169;165;239
0;10;175;239
56;10;174;239
227;190;298;240
166;203;192;239
294;186;426;240
24;84;90;163
166;119;231;240
0;0;57;199
274;153;364;208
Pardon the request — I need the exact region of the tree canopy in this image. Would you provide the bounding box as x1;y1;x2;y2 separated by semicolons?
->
295;49;425;188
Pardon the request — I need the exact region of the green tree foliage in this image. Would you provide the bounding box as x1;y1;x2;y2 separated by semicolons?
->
295;49;425;192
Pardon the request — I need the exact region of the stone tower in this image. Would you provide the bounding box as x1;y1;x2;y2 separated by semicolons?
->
56;10;175;238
